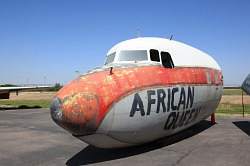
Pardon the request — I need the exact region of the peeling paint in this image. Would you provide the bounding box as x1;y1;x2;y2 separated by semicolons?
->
54;65;223;135
62;93;98;122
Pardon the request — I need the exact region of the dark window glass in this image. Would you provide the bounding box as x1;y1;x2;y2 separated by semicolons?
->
105;52;116;65
118;50;148;61
150;49;160;62
161;52;174;68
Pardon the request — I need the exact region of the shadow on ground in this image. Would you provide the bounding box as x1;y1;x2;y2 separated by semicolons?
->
233;121;250;136
66;120;213;166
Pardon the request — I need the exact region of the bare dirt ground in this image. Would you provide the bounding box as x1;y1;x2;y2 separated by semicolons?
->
221;95;250;104
9;92;56;100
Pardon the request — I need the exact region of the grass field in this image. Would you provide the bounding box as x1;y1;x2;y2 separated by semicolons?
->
223;88;246;95
1;100;248;114
0;100;51;109
216;103;250;114
0;89;250;115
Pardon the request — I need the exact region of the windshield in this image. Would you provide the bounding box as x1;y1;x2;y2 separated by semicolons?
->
105;52;116;65
118;50;148;61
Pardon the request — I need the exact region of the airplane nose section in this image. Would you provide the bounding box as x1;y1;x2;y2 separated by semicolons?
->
50;91;99;136
50;97;63;123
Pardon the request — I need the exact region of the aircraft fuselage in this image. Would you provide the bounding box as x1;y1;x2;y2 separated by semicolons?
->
50;37;223;148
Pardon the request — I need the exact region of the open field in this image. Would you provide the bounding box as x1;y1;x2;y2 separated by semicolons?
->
0;89;250;114
221;95;250;104
0;92;55;109
9;91;55;100
223;88;245;95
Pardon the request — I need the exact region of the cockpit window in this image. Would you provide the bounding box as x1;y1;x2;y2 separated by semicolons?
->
105;52;116;65
150;49;160;62
161;52;174;68
118;50;148;61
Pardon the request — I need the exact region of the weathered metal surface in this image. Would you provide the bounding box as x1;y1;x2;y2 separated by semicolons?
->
84;85;222;148
242;74;250;95
50;37;223;148
51;65;223;137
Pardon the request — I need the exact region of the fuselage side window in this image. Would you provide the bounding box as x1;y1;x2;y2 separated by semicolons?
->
105;52;116;65
161;52;174;68
150;49;160;62
118;50;148;61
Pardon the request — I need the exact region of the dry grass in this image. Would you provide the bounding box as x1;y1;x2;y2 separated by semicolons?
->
9;91;250;104
1;91;250;112
220;95;250;104
9;92;56;101
0;92;55;109
7;91;250;105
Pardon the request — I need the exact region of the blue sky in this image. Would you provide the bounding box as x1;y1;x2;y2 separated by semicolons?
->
0;0;249;85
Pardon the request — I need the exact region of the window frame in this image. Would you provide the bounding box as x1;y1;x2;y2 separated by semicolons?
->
149;49;160;62
105;52;116;65
117;50;149;62
160;51;174;68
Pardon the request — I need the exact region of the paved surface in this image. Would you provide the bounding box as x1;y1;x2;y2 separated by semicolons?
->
0;109;250;166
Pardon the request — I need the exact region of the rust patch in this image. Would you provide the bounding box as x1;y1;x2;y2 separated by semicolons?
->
61;92;99;126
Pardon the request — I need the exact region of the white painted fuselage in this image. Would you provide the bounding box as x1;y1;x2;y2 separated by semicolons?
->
50;37;223;148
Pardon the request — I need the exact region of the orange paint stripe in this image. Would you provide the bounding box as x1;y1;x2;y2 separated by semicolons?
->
57;66;222;126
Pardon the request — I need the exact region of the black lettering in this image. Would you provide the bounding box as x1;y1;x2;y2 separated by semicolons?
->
178;87;186;110
186;86;194;108
186;108;195;124
183;110;190;125
171;87;179;111
167;88;171;112
147;90;156;115
164;112;176;130
129;93;145;117
177;111;186;127
171;112;180;129
156;89;166;113
177;111;185;127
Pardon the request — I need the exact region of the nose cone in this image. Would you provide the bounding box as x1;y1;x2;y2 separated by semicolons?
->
50;86;99;136
50;97;63;122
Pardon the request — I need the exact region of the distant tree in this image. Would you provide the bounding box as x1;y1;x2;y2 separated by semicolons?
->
49;83;63;91
0;84;18;87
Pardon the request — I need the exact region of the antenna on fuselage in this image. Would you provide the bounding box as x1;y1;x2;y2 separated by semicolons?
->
170;35;173;40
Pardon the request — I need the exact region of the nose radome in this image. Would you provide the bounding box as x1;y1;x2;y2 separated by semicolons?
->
50;97;63;123
50;92;99;136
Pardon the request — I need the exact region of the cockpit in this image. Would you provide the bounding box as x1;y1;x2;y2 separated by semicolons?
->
104;49;174;68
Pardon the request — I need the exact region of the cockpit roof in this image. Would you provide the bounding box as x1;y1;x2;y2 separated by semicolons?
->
106;37;221;70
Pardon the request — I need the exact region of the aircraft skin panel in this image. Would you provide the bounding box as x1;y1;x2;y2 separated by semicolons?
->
52;66;222;141
78;85;222;148
107;38;221;70
97;85;222;146
50;37;223;148
77;133;132;149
